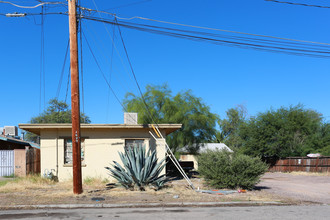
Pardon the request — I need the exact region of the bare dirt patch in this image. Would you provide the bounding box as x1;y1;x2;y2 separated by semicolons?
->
3;172;326;208
0;175;282;208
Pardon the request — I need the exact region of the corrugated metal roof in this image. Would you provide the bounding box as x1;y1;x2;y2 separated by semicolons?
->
199;143;233;153
0;135;40;149
181;143;233;153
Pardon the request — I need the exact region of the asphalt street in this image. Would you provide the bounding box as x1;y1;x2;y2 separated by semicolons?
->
0;205;329;220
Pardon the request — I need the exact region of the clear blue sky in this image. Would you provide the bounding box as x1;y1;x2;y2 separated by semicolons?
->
1;0;330;133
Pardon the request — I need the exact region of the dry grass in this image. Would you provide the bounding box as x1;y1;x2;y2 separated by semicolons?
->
0;175;288;206
0;175;55;192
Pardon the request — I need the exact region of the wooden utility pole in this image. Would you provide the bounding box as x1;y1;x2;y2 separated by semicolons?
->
68;0;83;194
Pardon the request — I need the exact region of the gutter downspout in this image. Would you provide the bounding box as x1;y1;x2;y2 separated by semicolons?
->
56;129;59;177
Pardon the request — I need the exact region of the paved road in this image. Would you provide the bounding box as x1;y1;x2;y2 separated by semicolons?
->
0;205;329;220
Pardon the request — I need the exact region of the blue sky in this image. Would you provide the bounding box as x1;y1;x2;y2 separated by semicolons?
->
1;0;330;133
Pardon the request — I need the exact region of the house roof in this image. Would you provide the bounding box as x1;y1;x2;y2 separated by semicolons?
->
0;135;40;149
19;123;182;136
199;143;233;153
180;143;233;154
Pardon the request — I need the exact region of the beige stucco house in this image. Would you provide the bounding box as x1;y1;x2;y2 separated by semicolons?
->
19;123;181;181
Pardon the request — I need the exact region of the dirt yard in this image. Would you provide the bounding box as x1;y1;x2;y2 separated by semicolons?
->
256;172;330;204
0;172;329;208
0;175;282;208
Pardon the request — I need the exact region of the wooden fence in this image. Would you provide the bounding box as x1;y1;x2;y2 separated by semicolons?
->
265;157;330;173
26;147;40;175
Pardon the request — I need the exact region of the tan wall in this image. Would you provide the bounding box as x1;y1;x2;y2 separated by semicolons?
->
40;128;166;182
180;154;198;171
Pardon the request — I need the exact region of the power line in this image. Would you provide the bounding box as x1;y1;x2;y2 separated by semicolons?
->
39;5;46;113
265;0;330;9
82;28;148;126
82;30;128;113
0;1;66;9
56;39;70;100
113;18;330;51
82;22;136;100
78;4;85;119
106;20;116;123
89;0;159;125
0;12;67;17
90;0;159;125
83;16;330;58
115;18;159;125
90;0;137;87
79;7;330;46
65;66;70;103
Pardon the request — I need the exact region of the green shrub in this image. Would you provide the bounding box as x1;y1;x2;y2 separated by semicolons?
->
197;150;268;190
105;146;167;191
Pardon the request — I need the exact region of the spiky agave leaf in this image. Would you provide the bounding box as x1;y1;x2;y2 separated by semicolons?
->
105;145;167;190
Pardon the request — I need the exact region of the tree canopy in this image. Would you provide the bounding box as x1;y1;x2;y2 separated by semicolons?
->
26;99;91;142
221;104;330;157
217;105;247;150
123;84;219;154
30;99;91;124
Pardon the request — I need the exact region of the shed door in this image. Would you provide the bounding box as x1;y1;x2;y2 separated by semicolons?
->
0;150;14;176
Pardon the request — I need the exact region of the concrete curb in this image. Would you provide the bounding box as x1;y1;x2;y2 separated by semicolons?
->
2;201;285;210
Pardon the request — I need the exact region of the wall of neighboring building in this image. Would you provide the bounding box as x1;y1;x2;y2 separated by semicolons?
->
179;154;199;171
40;128;166;182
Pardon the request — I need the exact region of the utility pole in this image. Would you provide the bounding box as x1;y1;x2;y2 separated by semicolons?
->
68;0;83;194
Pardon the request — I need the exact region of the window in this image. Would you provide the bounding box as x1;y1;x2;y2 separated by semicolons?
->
125;139;145;151
64;139;85;164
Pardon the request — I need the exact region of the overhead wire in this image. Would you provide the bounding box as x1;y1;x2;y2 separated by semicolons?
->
90;0;160;125
56;39;70;100
82;23;135;99
0;1;66;9
39;5;46;113
83;16;330;58
112;18;330;51
89;0;138;87
78;7;330;46
115;18;160;125
265;0;330;9
78;1;85;120
82;30;128;113
106;21;116;123
82;26;150;126
65;66;70;103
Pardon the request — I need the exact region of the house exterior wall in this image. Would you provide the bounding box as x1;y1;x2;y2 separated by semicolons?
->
40;128;166;182
179;154;199;171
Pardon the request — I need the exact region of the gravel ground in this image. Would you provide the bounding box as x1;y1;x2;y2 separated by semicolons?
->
256;172;330;204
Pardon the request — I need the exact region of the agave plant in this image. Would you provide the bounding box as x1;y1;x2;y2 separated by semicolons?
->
105;146;167;191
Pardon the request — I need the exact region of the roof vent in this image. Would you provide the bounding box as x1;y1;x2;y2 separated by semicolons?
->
124;113;138;125
4;126;18;136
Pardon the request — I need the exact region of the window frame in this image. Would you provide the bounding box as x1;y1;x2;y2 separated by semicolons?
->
124;139;146;151
63;138;85;166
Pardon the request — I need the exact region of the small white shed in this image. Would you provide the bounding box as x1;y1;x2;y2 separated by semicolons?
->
179;143;233;171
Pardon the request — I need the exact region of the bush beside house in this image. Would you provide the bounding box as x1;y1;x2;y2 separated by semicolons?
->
197;150;268;190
